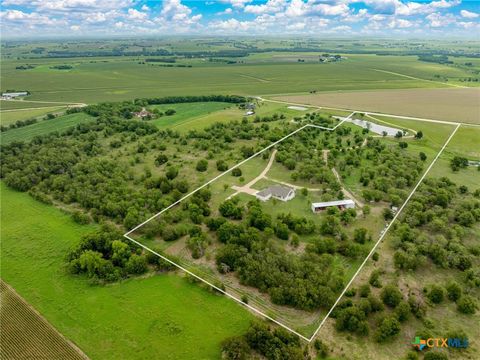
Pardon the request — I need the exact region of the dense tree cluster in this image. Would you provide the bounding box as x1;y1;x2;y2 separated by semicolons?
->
221;321;309;360
392;178;480;279
67;225;148;282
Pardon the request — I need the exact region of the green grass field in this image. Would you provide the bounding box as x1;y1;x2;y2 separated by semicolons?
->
1;106;65;126
150;102;234;129
0;100;72;110
0;182;252;360
1;113;95;144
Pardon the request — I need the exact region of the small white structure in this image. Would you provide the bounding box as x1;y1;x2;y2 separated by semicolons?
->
245;110;255;116
1;91;28;100
256;185;295;202
311;199;355;213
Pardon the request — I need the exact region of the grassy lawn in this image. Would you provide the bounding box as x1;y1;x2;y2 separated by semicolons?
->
0;183;252;360
0;106;65;126
1;113;95;144
0;100;70;110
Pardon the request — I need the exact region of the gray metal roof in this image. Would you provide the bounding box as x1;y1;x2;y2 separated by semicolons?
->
257;185;294;199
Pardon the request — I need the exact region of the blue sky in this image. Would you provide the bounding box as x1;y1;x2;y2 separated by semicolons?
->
1;0;479;38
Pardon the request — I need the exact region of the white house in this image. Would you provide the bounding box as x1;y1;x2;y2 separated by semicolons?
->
1;92;28;99
311;199;355;213
256;185;295;202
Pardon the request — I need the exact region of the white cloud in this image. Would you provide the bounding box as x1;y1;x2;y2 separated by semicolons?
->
245;0;286;15
85;11;107;23
217;8;233;15
458;21;479;29
426;12;456;27
460;10;479;19
286;21;305;30
209;18;250;31
388;18;414;28
127;8;147;21
219;0;252;9
70;24;80;30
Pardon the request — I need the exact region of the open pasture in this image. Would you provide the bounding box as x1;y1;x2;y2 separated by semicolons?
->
0;182;252;360
150;101;234;129
1;112;94;144
1;106;65;126
274;87;480;124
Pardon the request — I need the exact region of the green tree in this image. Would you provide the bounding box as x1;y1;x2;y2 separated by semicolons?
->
111;240;131;267
427;285;446;304
375;316;401;342
125;254;148;275
381;284;403;307
457;295;478;314
446;281;462;302
196;159;208;172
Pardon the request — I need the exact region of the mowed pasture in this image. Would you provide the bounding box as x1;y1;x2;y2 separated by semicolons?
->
0;183;252;360
0;100;73;110
1;54;472;104
1;106;65;126
274;87;480;124
150;101;234;128
0;280;87;360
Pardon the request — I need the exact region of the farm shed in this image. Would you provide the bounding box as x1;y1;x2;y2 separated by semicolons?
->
311;199;355;212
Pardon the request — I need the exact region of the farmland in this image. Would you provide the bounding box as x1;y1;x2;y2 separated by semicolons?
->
0;280;87;360
0;182;252;360
1;36;479;360
0;106;65;126
2;51;479;105
273;87;480;124
1;112;95;144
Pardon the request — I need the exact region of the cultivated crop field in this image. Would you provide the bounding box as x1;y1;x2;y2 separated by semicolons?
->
274;87;480;124
0;280;87;360
2;53;478;104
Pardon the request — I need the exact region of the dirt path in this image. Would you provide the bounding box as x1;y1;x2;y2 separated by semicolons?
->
370;69;466;89
331;168;364;208
229;149;277;198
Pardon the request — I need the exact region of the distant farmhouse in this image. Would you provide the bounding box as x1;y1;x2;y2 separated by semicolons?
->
256;185;295;202
245;102;256;116
1;91;28;100
133;108;153;119
311;199;355;213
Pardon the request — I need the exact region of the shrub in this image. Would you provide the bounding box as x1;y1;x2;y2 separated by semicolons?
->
427;285;446;304
395;301;411;322
423;351;448;360
359;284;371;297
446;281;462;302
196;159;208;172
381;285;402;307
314;339;329;358
369;269;382;288
232;167;242;177
375;316;401;342
457;295;477;314
221;336;250;360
